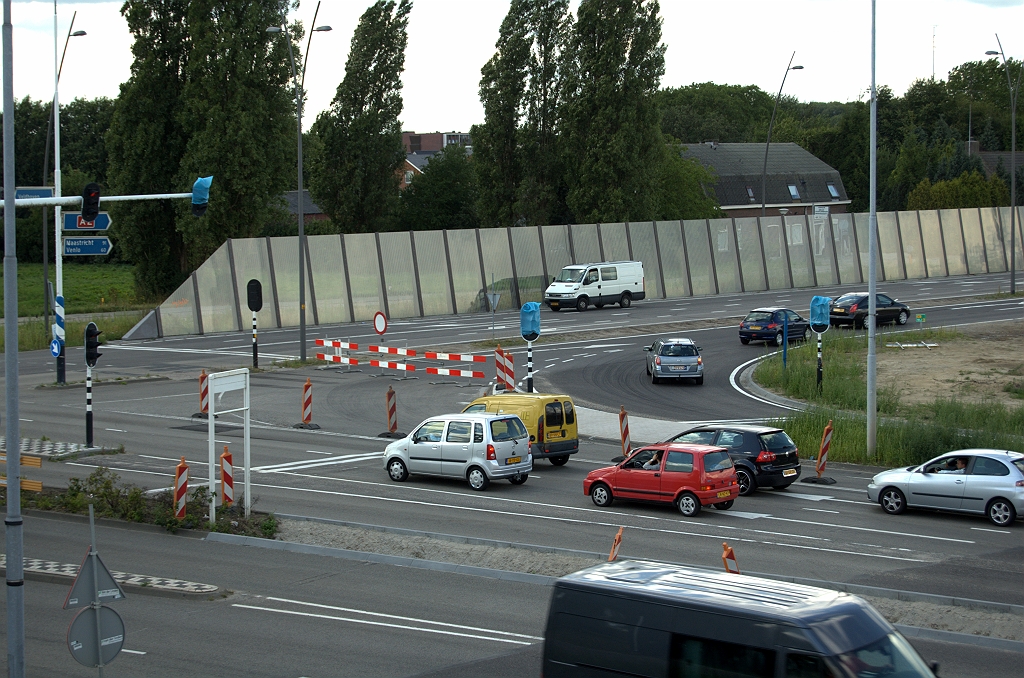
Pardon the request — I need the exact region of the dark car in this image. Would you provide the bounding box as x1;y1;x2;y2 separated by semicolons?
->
829;292;910;328
738;307;810;346
662;424;801;496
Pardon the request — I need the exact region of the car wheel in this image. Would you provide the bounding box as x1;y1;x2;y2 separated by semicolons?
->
677;492;702;517
591;483;613;507
509;473;528;485
802;327;811;341
772;482;794;491
646;361;651;375
986;498;1016;527
740;337;750;345
854;318;865;330
695;375;704;385
595;303;605;309
651;370;660;385
774;331;784;346
735;468;755;496
386;458;408;482
619;292;632;308
549;455;569;466
713;500;734;510
467;466;490;491
879;487;906;515
575;297;589;312
897;310;909;325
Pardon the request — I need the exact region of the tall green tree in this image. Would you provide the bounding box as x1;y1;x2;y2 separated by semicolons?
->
561;0;666;222
308;0;411;233
657;83;773;143
399;145;480;231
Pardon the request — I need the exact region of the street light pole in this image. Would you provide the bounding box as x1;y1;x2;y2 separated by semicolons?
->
268;7;331;362
760;53;803;217
987;36;1021;295
867;0;879;458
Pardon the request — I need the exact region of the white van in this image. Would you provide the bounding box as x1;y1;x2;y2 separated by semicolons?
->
544;261;645;312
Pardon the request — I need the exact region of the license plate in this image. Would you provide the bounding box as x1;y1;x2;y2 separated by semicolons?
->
547;430;565;439
717;490;731;498
670;366;687;371
783;468;797;477
550;302;559;308
506;456;521;465
834;309;846;314
749;325;761;330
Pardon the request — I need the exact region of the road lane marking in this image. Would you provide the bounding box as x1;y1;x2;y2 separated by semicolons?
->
728;354;801;412
764;516;972;543
803;508;839;514
105;428;127;433
253;453;382;472
120;649;147;655
970;527;1012;534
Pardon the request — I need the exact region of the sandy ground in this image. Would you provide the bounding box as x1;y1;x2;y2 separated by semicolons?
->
876;320;1024;408
277;520;1023;641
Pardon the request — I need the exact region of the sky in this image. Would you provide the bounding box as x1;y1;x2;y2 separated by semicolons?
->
4;0;1023;134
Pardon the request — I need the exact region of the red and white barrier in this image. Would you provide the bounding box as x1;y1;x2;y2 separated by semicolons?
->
368;345;417;357
495;346;515;390
619;406;631;458
302;378;313;424
426;367;485;378
316;339;359;350
174;456;189;519
423;352;487;363
816;420;833;478
316;353;359;365
369;360;416;372
386;386;398;433
220;446;233;507
199;370;209;414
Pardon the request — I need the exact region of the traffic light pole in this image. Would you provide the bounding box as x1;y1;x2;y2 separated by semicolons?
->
53;0;65;385
85;365;93;448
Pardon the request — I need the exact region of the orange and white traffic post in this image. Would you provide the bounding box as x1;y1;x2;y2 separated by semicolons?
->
199;370;209;415
302;378;313;424
386;386;398;433
619;406;631;458
174;456;189;519
608;527;624;562
802;419;837;485
220;446;234;507
722;542;740;574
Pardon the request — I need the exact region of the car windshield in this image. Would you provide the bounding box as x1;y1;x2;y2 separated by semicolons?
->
703;451;733;471
744;311;774;322
760;431;796;451
832;633;935;678
555;267;585;283
835;294;864;306
660;344;698;357
490;417;528;441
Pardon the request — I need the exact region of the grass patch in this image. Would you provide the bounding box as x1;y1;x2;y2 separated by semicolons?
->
4;467;278;538
270;358;319;369
0;310;146;352
0;262;149;318
1005;381;1024;399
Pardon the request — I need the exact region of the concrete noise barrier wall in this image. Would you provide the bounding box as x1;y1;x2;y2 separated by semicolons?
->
149;208;1024;338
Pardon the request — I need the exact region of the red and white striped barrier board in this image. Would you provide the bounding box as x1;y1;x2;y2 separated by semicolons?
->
316;339;359;350
302;378;313;424
368;345;417;357
369;360;416;372
316;353;359;365
199;370;209;414
495;346;515;390
220;447;234;507
816;419;833;478
423;351;487;363
426;367;486;379
619;406;631;458
386;386;398;433
174;456;189;519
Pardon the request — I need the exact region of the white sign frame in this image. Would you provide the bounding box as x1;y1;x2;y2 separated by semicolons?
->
206;368;251;521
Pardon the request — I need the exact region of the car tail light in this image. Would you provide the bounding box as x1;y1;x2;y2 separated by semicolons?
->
701;485;712;491
766;323;777;329
486;444;496;460
1016;480;1024;487
850;303;858;312
655;356;661;365
756;450;777;463
697;356;703;365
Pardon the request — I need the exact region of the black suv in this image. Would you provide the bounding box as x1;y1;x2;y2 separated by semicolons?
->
662;425;801;495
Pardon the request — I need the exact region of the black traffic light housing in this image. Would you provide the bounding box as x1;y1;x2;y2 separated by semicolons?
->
82;183;101;222
84;322;102;367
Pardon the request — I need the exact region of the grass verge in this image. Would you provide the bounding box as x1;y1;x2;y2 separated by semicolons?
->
0;262;150;318
0;310;146;352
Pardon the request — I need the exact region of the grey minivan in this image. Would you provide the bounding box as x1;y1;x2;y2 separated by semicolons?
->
383;412;532;490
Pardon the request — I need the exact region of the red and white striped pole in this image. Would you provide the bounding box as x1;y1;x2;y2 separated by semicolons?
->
386;386;398;433
495;345;504;389
174;456;189;519
199;369;209;415
619;406;631;458
505;352;515;390
816;420;833;478
302;378;313;425
220;446;234;507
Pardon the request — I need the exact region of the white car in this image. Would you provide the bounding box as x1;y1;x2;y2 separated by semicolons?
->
867;449;1024;526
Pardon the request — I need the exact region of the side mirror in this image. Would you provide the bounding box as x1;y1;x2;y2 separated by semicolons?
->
552;277;556;283
929;660;940;676
643;346;650;352
611;455;625;464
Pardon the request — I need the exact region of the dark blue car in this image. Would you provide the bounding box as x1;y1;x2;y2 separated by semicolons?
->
739;307;810;346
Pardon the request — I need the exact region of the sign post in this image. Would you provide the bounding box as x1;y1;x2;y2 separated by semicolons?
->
247;279;263;368
206;369;251;520
810;296;832;392
520;302;541;393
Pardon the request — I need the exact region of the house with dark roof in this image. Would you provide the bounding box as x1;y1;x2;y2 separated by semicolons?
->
283;189;328;224
680;142;850;218
400;150;440;190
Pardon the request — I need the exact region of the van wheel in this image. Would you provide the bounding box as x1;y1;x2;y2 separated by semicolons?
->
467;467;490;491
677;492;701;517
509;473;528;485
619;292;632;308
713;500;734;510
550;455;569;466
386;458;408;482
575;297;589;312
591;483;613;507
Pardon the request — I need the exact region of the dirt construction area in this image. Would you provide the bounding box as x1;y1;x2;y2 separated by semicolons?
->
876;320;1024;408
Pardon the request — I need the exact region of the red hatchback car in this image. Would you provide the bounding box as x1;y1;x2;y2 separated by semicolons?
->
583;444;740;517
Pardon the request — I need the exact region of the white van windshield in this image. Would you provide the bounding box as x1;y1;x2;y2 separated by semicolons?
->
555;267;585;283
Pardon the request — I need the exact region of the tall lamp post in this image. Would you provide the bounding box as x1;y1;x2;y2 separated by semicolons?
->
760;53;803;217
987;36;1022;295
267;6;332;362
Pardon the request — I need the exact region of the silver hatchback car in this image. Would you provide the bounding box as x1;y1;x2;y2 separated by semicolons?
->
383;412;533;490
644;337;704;385
867;449;1024;526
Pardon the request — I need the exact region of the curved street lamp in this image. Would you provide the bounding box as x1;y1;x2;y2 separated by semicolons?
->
760;54;803;218
267;6;332;362
986;35;1022;295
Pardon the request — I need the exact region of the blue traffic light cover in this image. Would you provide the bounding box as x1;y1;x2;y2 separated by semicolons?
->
810;295;831;332
192;176;213;216
520;302;541;342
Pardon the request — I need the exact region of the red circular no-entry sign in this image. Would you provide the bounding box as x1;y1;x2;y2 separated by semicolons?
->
373;311;388;336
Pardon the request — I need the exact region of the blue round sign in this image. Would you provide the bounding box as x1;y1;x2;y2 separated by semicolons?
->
50;339;62;357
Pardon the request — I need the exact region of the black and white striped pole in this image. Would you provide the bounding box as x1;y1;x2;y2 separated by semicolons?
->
247;279;263;369
810;296;832;395
252;312;258;368
520;302;541;394
85;366;93;448
84;322;101;448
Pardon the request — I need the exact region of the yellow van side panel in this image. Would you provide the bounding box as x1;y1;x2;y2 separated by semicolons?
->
465;394;578;442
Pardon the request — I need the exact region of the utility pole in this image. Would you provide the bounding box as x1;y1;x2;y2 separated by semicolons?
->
867;0;879;458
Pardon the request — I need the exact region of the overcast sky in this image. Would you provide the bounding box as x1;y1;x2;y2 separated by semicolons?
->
5;0;1023;134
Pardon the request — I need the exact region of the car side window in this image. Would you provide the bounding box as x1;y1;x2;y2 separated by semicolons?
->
788;311;804;322
624;449;656;469
785;652;836;677
463;404;487;413
585;269;599;285
600;267;618;281
716;431;744;449
877;294;893;305
971;457;1010;476
413;421;445;443
672;431;716;445
563;400;575;425
473;423;484;443
445;421;472;443
664;451;694;473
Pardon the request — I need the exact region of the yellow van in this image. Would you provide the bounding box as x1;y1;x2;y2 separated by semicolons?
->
462;393;579;465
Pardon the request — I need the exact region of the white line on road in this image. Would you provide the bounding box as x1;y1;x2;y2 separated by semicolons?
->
105;428;127;433
120;649;147;655
970;527;1012;534
802;508;839;514
253;453;382;472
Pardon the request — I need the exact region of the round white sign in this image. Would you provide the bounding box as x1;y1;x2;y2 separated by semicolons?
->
373;311;388;336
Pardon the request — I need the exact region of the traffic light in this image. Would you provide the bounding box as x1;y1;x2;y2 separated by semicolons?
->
84;322;102;368
192;175;213;217
81;183;101;222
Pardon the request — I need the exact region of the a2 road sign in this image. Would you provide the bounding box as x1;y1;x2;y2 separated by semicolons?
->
63;212;111;231
63;237;114;256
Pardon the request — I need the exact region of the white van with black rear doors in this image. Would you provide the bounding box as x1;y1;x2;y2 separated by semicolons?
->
544;261;645;312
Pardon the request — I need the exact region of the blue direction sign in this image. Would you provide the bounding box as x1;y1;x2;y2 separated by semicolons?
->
50;339;62;357
63;212;111;231
63;237;114;257
14;186;54;200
